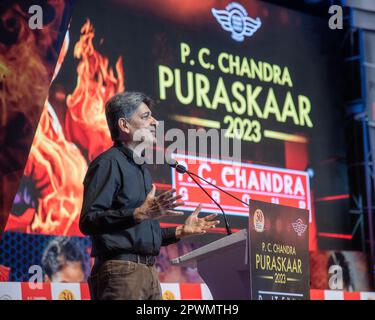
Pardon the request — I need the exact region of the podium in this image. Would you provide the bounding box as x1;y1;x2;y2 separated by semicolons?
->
171;200;310;300
171;229;250;299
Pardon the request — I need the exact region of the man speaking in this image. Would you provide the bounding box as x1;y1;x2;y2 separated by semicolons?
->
79;92;219;300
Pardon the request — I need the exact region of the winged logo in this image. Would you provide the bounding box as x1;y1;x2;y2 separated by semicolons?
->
292;218;307;236
211;2;262;42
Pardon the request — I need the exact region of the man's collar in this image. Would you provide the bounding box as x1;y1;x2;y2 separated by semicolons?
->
114;140;144;166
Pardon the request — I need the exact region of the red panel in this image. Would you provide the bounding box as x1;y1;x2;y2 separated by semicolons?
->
309;191;318;251
172;154;311;216
5;208;35;233
344;292;360;300
0;265;11;282
21;282;51;300
317;233;353;240
179;283;202;300
284;141;308;170
315;194;350;202
80;283;91;300
310;289;325;300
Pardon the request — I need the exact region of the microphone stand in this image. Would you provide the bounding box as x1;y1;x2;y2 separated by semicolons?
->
171;161;250;236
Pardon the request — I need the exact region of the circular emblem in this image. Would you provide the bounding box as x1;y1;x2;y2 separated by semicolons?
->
254;209;265;232
162;290;176;300
58;289;75;300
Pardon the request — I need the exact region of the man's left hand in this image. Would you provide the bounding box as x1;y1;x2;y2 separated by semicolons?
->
175;204;220;238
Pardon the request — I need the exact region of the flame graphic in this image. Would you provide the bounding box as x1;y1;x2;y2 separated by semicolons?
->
0;2;67;127
22;101;87;235
0;4;49;128
7;19;126;236
0;1;67;237
65;19;124;161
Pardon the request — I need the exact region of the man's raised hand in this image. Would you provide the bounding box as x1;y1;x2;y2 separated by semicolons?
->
175;204;220;238
134;184;185;223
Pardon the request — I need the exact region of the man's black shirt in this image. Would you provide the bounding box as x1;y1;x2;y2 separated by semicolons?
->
79;141;179;258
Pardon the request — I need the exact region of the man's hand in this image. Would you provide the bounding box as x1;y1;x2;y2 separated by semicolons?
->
175;204;220;238
133;184;185;223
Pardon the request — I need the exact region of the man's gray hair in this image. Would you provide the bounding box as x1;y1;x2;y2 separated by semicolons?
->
105;91;154;140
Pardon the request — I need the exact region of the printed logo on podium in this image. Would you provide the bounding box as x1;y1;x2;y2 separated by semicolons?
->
254;209;265;233
292;219;307;236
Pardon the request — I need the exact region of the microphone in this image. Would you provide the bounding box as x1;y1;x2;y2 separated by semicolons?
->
168;160;187;174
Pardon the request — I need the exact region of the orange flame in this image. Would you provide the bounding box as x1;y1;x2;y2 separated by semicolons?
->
0;1;67;125
65;19;124;161
0;5;49;127
22;100;88;235
7;18;126;236
1;1;67;237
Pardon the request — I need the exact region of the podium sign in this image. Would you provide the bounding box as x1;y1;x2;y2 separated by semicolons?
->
249;200;310;300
